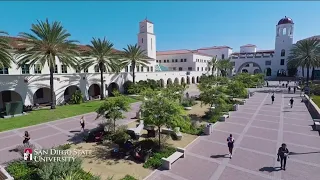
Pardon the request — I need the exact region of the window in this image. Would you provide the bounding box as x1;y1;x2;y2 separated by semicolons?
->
142;38;143;43
197;67;199;71
184;59;187;62
84;68;88;73
245;64;250;67
141;66;144;72
125;66;128;72
205;67;207;71
34;64;42;74
180;59;183;62
36;88;44;98
173;67;176;71
0;67;8;74
136;66;140;72
179;67;183;71
159;60;161;63
21;64;30;74
175;59;178;62
172;59;174;62
280;59;285;65
282;28;286;35
75;66;81;73
54;65;58;73
94;65;99;72
281;49;285;57
188;67;192;71
201;67;204;71
61;65;67;73
147;67;150;72
130;66;133;72
222;54;225;59
265;61;271;65
150;66;153;72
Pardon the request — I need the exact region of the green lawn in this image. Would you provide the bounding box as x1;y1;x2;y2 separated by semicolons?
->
311;95;320;108
0;97;139;132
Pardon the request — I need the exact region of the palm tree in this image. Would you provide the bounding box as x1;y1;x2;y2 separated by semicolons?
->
81;38;120;100
0;31;13;68
16;19;79;109
207;55;218;76
287;38;320;86
121;44;150;83
217;58;233;77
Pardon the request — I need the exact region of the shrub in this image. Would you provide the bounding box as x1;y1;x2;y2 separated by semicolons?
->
181;98;197;107
120;175;138;180
110;126;130;145
6;160;38;180
59;169;101;180
143;146;176;169
70;90;83;104
57;143;72;150
14;143;37;157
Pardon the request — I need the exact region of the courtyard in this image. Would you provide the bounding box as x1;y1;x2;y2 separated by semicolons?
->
145;92;320;180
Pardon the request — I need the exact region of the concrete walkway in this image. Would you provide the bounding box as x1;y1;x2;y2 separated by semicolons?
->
146;93;320;180
0;102;141;165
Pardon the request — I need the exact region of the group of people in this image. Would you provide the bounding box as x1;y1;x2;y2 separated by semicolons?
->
226;134;289;170
271;93;295;108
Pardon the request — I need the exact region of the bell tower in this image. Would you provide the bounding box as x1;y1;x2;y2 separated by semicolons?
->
274;16;294;69
137;18;156;59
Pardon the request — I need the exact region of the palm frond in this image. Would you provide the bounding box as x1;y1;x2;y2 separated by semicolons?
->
0;31;14;68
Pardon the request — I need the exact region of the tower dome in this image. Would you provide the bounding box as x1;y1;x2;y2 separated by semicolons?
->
277;16;294;25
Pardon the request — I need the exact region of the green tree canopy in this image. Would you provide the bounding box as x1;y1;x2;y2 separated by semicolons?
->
0;31;13;68
217;58;233;77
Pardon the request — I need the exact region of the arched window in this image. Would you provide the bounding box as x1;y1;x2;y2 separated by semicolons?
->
282;28;286;35
221;54;225;59
277;27;280;36
281;49;285;57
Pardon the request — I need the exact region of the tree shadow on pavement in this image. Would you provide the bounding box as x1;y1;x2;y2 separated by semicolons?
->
259;166;281;172
289;151;320;155
210;154;229;159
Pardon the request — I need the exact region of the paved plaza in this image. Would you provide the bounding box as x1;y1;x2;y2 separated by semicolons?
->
0;102;141;165
146;92;320;180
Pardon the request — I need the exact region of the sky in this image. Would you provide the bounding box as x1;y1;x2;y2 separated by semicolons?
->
0;1;319;52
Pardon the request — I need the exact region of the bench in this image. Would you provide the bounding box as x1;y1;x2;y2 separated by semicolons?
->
161;147;185;170
313;119;320;131
127;120;144;140
161;127;182;140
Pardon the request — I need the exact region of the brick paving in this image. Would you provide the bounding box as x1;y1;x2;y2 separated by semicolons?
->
0;102;141;165
146;92;320;180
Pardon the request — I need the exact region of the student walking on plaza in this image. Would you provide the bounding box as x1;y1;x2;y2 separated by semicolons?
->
289;97;294;108
293;86;296;94
271;93;275;104
227;134;235;159
23;131;30;145
277;143;289;170
80;116;85;132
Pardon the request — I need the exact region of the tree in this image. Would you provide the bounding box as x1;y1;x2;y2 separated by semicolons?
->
207;56;218;76
217;58;233;77
226;81;247;98
121;44;150;83
287;38;320;86
162;83;187;103
81;38;120;100
16;19;79;109
96;94;131;132
141;93;185;148
0;31;13;68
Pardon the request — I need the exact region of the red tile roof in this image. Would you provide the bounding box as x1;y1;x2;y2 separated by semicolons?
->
197;46;232;50
240;44;256;47
156;49;213;57
3;36;120;53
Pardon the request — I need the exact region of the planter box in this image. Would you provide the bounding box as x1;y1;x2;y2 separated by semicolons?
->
184;107;192;110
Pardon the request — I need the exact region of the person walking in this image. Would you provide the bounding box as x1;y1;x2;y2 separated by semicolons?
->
186;92;189;99
293;86;296;94
277;143;289;170
288;86;291;93
23;131;30;145
271;93;275;104
266;81;269;87
289;97;294;108
80;116;85;132
227;134;235;159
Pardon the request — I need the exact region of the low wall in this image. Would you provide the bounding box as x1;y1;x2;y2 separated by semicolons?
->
304;95;320;119
0;165;14;180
